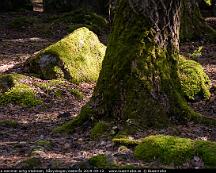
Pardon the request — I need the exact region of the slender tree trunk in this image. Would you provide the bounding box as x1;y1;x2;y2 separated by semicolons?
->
180;0;216;41
80;0;199;129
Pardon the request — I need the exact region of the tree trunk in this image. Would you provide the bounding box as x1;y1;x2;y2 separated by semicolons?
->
180;0;216;41
79;0;199;129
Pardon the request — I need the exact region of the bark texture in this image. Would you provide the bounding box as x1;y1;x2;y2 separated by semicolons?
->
180;0;216;41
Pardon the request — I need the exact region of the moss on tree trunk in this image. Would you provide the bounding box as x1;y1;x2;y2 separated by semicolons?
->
180;0;216;41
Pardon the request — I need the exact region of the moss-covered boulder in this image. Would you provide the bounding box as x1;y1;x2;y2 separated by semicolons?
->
0;73;42;107
178;56;211;100
25;27;106;83
134;135;216;167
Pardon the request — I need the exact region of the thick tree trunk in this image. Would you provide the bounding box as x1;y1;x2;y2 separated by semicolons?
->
81;0;198;129
180;0;216;41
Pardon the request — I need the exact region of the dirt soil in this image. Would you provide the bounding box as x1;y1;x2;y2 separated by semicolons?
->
0;11;216;169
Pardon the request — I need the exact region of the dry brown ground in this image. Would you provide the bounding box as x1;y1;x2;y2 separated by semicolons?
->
0;11;216;169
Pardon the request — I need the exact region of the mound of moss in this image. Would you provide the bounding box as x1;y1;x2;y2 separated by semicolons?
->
178;56;211;100
0;74;42;107
90;121;109;139
134;135;216;167
25;27;106;83
89;154;115;169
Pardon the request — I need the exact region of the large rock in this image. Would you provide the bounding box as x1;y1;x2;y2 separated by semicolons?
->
25;27;106;83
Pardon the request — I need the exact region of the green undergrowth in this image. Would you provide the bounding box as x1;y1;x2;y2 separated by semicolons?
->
89;154;115;169
26;27;106;84
112;136;142;146
178;56;211;100
88;154;137;169
134;135;216;167
35;139;53;149
36;79;66;91
90;121;109;139
0;120;19;128
69;88;84;99
0;74;42;107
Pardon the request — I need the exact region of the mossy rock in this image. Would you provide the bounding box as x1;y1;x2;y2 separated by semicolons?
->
25;27;106;84
0;73;42;107
178;56;211;100
88;154;115;169
134;135;216;167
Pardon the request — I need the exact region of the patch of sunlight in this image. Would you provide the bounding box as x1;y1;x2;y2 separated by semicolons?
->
3;38;48;43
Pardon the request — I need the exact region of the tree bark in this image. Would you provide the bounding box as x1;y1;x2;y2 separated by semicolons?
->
79;0;200;129
180;0;216;41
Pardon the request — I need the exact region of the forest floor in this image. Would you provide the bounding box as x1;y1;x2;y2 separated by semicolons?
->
0;11;216;169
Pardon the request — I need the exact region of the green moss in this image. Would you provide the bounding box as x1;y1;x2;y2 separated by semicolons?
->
90;121;109;139
69;88;84;99
27;27;106;83
36;79;65;91
178;56;211;100
53;104;92;134
0;74;42;107
0;120;18;128
195;141;216;167
134;135;216;167
35;140;53;149
19;157;42;169
54;89;63;98
89;154;114;169
112;137;142;146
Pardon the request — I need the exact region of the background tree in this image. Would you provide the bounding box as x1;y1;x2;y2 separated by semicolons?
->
181;0;216;41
